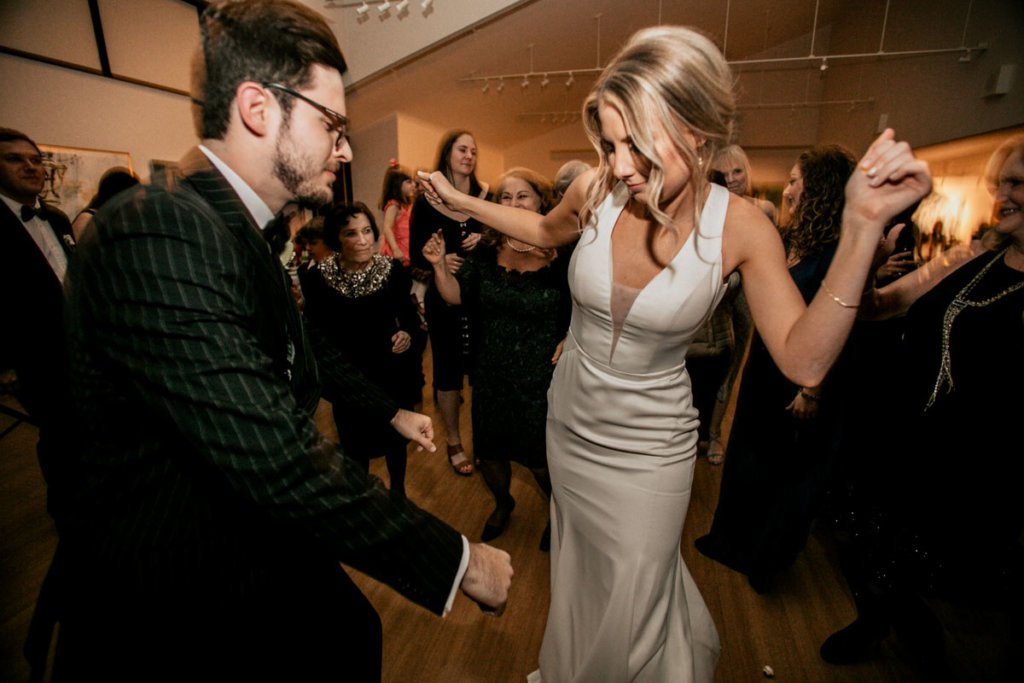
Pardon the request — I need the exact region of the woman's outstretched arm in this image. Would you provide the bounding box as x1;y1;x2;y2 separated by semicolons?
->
419;169;595;247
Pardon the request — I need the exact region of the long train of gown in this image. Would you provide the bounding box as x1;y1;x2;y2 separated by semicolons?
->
531;183;728;682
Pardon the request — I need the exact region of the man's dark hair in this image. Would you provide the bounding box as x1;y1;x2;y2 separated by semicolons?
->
0;127;42;155
324;201;379;252
194;0;347;140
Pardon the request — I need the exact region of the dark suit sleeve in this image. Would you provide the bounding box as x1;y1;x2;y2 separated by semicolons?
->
67;188;462;613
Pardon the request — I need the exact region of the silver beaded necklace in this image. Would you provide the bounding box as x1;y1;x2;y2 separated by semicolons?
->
926;248;1024;410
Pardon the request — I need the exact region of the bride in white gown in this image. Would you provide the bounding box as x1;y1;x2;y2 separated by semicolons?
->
421;26;931;682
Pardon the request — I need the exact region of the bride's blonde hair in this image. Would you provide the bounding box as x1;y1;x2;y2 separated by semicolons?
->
580;26;735;237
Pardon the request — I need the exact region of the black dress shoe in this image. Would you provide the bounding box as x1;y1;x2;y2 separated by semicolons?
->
820;618;889;665
481;499;515;542
747;572;775;595
539;522;551;552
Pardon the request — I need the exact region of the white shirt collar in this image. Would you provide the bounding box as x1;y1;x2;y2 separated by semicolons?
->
198;145;276;230
0;192;39;217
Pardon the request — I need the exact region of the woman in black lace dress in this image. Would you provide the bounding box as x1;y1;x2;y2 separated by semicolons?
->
423;168;572;548
302;202;425;497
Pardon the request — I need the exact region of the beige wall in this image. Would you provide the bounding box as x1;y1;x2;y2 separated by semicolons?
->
503;122;596;181
0;0;199;179
0;54;196;181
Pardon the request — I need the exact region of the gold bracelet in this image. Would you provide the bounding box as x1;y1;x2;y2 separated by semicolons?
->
820;279;860;309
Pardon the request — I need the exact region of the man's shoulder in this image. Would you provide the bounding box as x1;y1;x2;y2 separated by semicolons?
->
95;178;222;237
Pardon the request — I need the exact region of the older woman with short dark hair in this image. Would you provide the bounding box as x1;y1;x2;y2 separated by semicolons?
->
301;202;425;497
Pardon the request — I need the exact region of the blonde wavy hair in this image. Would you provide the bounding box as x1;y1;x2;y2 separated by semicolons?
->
982;134;1024;251
580;26;736;237
713;144;754;196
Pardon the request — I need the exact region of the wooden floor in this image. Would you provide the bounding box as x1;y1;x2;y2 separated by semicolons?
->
1;378;918;682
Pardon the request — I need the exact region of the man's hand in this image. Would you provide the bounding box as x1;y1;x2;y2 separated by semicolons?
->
461;542;514;615
389;409;436;452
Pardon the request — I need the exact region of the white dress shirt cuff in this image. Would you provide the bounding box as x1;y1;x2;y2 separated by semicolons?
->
443;535;470;616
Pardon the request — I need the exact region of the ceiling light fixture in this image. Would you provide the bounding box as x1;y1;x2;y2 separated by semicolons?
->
565;72;575;88
378;1;391;15
496;78;505;93
520;76;530;89
395;0;409;12
540;74;550;88
481;81;489;93
355;1;369;16
421;0;433;9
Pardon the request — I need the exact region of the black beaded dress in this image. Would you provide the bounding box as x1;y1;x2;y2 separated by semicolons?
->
456;241;572;468
883;248;1024;596
301;255;425;460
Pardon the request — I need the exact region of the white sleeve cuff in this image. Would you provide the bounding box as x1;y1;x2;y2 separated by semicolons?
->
442;535;471;616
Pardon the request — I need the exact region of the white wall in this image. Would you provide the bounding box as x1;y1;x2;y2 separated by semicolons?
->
0;54;196;181
328;0;525;85
0;0;199;179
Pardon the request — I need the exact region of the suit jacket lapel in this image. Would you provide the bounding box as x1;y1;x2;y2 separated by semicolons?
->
174;148;318;406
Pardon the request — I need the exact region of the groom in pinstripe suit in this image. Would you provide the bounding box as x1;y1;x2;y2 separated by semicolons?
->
51;1;512;680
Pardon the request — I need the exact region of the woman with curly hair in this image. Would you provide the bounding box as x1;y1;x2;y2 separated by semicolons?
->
695;145;857;593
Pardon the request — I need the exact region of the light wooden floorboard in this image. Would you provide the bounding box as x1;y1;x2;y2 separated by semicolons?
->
1;354;916;681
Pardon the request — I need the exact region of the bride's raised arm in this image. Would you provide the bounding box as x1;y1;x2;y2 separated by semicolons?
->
735;129;932;387
419;168;594;247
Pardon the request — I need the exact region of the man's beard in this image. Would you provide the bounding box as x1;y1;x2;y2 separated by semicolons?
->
273;129;334;207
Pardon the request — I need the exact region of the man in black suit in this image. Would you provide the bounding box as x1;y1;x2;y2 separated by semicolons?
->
54;1;512;680
0;128;75;511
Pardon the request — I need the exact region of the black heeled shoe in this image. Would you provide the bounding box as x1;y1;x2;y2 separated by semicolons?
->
820;618;889;665
481;498;515;542
539;522;551;552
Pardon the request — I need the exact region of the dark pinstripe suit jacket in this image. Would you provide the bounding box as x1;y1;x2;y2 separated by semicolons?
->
61;149;463;620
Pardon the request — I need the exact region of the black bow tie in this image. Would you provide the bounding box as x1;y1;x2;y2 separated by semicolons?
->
20;204;43;222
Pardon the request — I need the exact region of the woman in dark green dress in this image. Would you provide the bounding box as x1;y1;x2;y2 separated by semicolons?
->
423;168;572;548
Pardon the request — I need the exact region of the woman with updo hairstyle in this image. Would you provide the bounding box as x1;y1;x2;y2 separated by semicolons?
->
301;202;425;497
423;167;570;550
420;25;930;681
696;145;858;593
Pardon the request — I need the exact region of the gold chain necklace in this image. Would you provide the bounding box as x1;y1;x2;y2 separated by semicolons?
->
504;237;538;253
926;248;1024;410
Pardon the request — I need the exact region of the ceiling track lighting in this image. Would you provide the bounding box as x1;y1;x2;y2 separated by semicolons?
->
496;78;505;93
331;0;423;17
518;111;580;125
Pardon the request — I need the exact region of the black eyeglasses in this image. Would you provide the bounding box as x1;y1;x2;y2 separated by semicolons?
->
262;82;349;151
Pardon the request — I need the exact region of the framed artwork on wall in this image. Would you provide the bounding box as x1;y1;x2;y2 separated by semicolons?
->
37;144;134;222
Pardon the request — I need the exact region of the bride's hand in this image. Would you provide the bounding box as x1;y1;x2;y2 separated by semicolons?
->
846;129;932;227
418;171;463;212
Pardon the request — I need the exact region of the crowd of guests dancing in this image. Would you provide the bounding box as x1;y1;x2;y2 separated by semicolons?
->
2;2;1020;681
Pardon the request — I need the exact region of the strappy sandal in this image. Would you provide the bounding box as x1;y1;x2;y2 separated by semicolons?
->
707;438;725;466
447;443;474;476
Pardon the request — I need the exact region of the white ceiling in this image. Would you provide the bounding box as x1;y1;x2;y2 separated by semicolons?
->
306;0;1021;179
